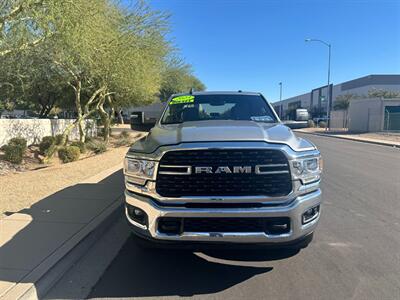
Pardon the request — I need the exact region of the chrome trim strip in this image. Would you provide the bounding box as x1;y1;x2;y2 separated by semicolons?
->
256;170;289;175
170;231;292;240
255;164;289;175
259;163;288;167
158;165;192;175
125;179;320;205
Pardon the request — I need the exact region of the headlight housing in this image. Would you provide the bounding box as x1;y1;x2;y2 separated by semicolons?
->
124;158;157;180
291;156;322;184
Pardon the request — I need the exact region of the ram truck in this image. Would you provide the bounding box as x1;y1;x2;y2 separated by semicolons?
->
125;91;322;249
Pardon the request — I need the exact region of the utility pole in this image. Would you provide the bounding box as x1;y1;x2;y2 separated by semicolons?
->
305;38;332;130
279;82;283;118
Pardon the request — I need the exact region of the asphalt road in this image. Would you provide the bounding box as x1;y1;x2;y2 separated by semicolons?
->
88;134;400;300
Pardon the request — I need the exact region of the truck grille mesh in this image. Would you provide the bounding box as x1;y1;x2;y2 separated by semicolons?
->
158;217;291;234
156;149;292;197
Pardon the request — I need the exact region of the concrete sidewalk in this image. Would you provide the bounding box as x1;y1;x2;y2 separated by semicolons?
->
0;164;124;299
295;129;400;147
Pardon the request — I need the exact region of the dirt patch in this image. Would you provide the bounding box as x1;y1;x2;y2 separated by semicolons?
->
357;132;400;143
296;128;400;145
0;147;128;218
0;130;145;218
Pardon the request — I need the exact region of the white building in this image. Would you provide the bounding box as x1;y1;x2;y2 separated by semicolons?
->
272;74;400;120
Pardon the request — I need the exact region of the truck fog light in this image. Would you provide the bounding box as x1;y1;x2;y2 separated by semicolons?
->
127;205;148;226
302;205;320;224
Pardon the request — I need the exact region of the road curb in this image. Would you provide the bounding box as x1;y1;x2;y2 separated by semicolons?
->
296;130;400;148
2;165;124;300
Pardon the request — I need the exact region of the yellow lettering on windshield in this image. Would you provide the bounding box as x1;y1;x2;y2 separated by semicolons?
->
169;95;195;105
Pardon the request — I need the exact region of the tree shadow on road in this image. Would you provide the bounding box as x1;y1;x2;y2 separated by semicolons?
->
89;235;299;298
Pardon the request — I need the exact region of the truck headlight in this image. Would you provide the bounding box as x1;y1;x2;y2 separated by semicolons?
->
124;158;157;179
291;156;322;184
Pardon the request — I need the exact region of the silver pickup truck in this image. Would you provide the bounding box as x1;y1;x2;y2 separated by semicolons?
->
125;91;322;249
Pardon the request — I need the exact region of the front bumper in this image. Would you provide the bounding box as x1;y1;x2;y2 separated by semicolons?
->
125;188;321;244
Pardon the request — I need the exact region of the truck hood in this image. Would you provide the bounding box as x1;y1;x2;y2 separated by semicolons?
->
129;120;316;153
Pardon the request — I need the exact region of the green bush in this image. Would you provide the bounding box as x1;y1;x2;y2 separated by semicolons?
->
2;142;26;164
55;134;64;145
58;146;81;163
319;121;327;128
114;137;132;147
86;140;107;154
70;141;86;153
120;131;130;138
8;137;27;152
308;120;315;128
39;136;56;155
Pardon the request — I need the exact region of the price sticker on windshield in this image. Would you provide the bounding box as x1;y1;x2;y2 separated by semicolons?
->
169;95;195;105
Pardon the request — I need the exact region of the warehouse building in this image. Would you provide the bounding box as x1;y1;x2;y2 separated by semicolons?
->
272;74;400;121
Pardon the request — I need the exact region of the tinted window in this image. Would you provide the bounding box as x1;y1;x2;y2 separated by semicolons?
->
161;94;277;124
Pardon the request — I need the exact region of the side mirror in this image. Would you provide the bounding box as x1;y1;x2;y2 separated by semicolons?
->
130;111;157;132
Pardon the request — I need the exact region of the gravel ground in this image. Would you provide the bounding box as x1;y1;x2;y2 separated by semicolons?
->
298;128;400;144
0;146;129;219
358;132;400;142
0;160;27;176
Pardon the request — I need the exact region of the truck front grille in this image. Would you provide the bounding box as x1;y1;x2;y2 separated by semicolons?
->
156;149;292;197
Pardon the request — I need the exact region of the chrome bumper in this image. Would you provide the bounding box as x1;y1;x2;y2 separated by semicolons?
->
125;189;321;244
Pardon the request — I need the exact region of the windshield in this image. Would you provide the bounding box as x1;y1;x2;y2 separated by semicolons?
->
161;94;277;124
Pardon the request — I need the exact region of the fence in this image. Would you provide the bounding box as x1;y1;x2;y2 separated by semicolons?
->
0;119;97;147
330;110;348;130
384;110;400;131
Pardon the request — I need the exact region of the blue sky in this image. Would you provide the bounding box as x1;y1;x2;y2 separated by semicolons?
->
147;0;400;102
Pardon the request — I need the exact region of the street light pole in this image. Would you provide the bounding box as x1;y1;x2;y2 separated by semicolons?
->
279;82;283;118
327;44;331;130
305;38;332;130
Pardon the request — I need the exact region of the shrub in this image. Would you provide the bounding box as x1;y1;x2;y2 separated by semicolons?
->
2;143;25;164
87;140;107;154
319;121;327;128
114;137;132;147
98;127;113;138
58;146;81;163
307;120;315;128
120;131;130;138
8;137;27;152
39;136;56;155
70;141;86;154
55;134;64;145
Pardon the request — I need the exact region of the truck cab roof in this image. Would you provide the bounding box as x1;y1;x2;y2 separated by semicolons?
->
171;91;262;98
